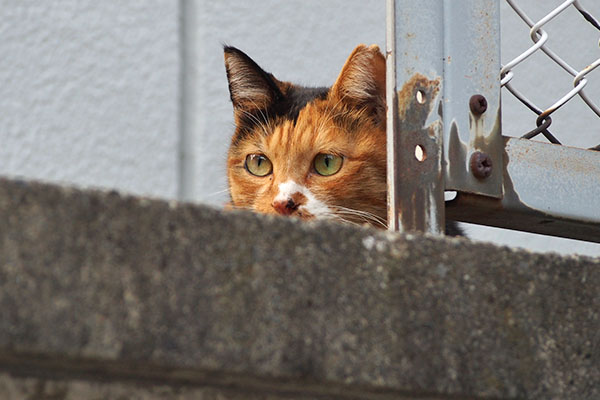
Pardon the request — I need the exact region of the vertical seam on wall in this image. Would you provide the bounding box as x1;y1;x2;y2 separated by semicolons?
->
177;0;193;201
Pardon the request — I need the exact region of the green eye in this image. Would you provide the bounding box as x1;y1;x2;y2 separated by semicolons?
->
245;154;273;177
314;153;343;176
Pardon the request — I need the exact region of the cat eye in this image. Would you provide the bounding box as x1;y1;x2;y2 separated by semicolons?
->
245;154;273;177
313;153;343;176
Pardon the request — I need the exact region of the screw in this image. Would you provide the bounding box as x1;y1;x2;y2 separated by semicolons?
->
469;94;487;115
470;151;493;179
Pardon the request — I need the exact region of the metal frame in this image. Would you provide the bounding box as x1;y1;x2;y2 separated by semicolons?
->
447;137;600;243
387;0;600;243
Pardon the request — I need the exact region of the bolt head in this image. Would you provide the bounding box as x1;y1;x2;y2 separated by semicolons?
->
470;95;488;115
470;151;493;179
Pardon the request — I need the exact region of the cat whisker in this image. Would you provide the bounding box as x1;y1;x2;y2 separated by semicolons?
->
336;213;384;228
327;215;365;228
316;94;351;133
329;205;388;229
333;204;387;220
239;109;271;138
239;105;273;138
316;99;336;133
204;188;231;198
334;208;387;225
246;99;274;136
225;204;253;212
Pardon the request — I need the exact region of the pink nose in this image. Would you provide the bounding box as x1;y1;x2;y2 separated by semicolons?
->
272;198;298;216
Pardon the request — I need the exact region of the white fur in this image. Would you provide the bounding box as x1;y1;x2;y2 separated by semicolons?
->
275;180;330;217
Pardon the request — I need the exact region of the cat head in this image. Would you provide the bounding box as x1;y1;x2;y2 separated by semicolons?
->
224;44;387;228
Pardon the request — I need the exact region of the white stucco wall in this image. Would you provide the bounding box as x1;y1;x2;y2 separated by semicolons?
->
0;1;179;198
1;1;598;256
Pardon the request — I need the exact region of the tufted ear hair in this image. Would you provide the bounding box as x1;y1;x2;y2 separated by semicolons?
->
223;46;284;115
330;44;386;125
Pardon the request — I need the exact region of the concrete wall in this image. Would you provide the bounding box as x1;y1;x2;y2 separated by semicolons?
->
1;177;599;399
1;0;599;256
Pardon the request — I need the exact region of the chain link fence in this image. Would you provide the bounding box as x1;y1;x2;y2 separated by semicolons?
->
501;0;600;150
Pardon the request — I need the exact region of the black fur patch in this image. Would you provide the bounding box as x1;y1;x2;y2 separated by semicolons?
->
233;85;329;145
283;86;330;123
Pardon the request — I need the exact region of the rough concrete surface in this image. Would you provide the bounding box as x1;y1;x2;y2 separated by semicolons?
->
0;177;599;399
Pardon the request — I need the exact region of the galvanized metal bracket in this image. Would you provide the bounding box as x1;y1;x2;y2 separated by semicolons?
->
443;1;503;198
447;137;600;243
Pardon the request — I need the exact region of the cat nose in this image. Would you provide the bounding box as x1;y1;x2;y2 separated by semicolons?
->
272;198;298;216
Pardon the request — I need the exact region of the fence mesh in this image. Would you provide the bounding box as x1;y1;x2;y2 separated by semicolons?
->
501;0;600;150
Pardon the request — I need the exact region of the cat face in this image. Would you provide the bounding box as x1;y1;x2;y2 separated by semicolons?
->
224;45;387;228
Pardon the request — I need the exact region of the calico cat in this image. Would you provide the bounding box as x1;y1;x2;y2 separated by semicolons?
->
224;44;460;235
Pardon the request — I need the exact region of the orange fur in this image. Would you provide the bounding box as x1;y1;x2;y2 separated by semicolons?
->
224;45;388;228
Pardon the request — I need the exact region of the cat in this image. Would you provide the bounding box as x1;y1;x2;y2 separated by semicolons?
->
223;44;461;235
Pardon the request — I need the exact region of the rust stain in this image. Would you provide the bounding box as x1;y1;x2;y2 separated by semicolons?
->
396;73;441;125
393;73;445;233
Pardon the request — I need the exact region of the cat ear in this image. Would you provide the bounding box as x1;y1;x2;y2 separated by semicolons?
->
223;46;283;114
330;44;386;124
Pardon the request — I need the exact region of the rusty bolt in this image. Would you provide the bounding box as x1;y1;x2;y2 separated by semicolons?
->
470;151;493;179
469;94;487;115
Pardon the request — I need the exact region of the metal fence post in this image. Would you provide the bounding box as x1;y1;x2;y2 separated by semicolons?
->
387;0;502;235
386;0;446;234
